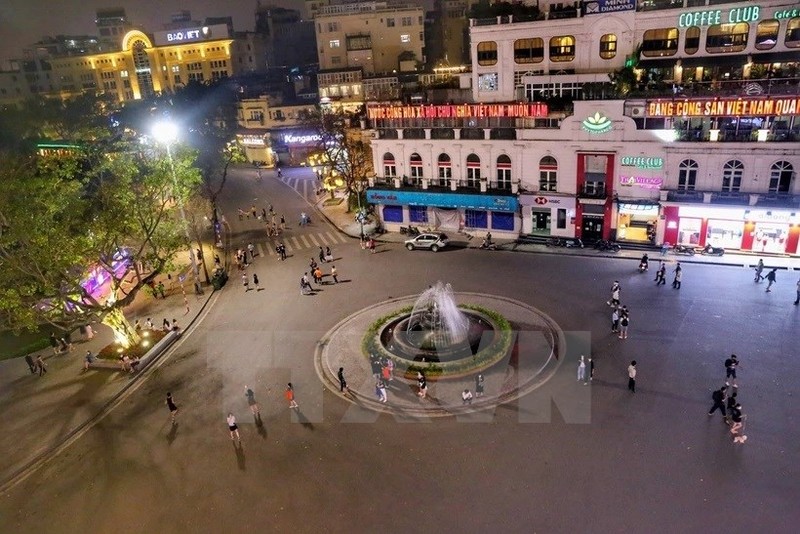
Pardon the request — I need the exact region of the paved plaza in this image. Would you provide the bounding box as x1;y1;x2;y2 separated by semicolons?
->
0;166;798;533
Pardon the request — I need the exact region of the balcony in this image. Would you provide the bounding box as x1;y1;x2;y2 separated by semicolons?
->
578;183;606;199
665;190;800;208
370;176;505;194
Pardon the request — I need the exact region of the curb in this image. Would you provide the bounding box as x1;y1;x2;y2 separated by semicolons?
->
0;288;219;494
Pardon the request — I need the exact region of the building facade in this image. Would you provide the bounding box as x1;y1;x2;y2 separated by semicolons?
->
365;95;800;254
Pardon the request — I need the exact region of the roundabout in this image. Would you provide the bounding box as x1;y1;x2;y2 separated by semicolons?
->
315;284;566;417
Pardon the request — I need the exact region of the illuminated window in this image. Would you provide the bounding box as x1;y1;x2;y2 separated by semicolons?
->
496;155;512;190
599;34;617;59
514;38;544;64
477;41;498;66
642;28;679;57
684;26;700;54
437;153;451;185
755;20;780;50
383;153;397;177
706;23;749;53
478;73;498;91
409;153;423;183
466;154;481;187
329;39;340;48
401;34;411;43
539;156;558;192
549;36;575;62
785;17;800;47
678;159;698;191
721;160;743;192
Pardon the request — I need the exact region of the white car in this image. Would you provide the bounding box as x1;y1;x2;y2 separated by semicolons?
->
405;233;449;252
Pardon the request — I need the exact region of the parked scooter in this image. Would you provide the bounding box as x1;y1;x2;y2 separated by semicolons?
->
594;239;621;252
479;238;498;250
672;244;696;256
399;226;411;235
701;244;725;256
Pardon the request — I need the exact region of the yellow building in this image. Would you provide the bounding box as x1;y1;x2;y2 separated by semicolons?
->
47;24;235;103
314;2;425;75
236;96;319;165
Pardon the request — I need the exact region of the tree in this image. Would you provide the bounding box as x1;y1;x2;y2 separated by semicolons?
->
302;107;374;212
0;145;201;347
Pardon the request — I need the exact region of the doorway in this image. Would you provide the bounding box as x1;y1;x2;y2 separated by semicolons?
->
532;210;551;234
581;215;604;242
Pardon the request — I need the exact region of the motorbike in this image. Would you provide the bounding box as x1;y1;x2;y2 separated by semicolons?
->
408;226;421;236
701;244;725;256
594;239;621;252
672;244;696;256
638;259;649;273
547;237;583;248
479;239;498;250
399;226;411;235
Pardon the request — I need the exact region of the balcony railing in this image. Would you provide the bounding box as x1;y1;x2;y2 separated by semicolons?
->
370;177;511;194
579;184;606;199
665;190;800;207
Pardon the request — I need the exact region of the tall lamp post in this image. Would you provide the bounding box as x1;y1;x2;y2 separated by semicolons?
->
152;121;203;295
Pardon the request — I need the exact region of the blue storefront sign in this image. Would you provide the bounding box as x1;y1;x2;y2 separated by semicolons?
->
366;189;519;212
583;0;635;15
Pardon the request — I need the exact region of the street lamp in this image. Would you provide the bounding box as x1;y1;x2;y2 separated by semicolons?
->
152;121;203;295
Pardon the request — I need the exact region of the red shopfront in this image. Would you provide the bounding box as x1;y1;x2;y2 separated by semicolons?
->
662;205;800;255
575;153;615;241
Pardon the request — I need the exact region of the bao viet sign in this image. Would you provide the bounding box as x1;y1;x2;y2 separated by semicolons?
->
619;176;663;189
646;97;800;118
678;5;760;28
583;0;636;16
366;103;548;120
621;156;663;170
153;23;230;46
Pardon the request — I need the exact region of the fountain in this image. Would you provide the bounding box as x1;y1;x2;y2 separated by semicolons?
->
379;282;497;365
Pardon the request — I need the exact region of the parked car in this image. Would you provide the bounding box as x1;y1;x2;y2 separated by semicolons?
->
405;233;449;252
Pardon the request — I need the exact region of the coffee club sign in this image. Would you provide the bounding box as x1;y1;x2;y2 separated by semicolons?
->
678;5;760;28
620;156;663;170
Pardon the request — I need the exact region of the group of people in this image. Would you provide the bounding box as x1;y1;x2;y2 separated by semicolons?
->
607;281;632;340
368;355;395;403
301;250;340;295
707;355;747;444
643;255;682;288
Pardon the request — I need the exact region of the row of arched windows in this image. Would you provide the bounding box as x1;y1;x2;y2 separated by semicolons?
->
382;152;560;191
678;160;794;194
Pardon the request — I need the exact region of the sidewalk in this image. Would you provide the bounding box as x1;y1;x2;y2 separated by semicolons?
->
314;194;798;270
0;264;215;487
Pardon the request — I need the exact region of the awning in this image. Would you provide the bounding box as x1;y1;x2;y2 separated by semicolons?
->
366;188;519;212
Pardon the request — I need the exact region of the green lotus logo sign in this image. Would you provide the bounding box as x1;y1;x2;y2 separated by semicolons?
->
582;112;613;134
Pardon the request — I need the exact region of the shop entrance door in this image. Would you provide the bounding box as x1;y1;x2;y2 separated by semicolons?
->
582;216;604;242
532;211;550;234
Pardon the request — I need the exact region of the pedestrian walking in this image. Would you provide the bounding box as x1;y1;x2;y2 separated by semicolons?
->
145;317;154;330
588;357;594;381
381;362;392;383
337;367;350;393
85;323;94;339
227;413;241;441
475;373;485;397
607;281;621;307
795;278;800;305
724;354;739;387
157;281;166;298
49;332;60;355
627;360;637;393
166;392;178;423
280;214;286;230
253;273;261;291
577;355;587;383
729;404;747;443
319;246;326;263
248;242;256;260
417;372;428;398
754;259;764;282
330;265;339;284
765;268;777;292
377;381;388;403
370;355;382;379
286;383;299;408
619;312;630;340
708;387;727;417
655;262;666;285
36;355;47;376
462;389;474;405
611;307;620;333
25;355;36;374
245;386;260;416
242;273;250;291
672;263;682;289
368;237;376;254
325;246;333;262
314;266;323;284
83;350;95;371
725;391;738;424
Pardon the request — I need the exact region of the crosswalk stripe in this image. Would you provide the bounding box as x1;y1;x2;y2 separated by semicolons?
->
308;234;321;247
300;235;312;248
327;231;346;244
257;243;266;257
289;237;301;250
303;180;309;199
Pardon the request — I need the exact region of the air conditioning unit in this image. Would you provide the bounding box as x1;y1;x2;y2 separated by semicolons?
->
628;105;645;117
370;131;380;140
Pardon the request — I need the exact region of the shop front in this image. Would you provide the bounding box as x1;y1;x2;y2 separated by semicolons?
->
519;193;576;237
365;189;520;235
662;205;800;255
237;130;274;166
615;201;660;244
270;129;322;166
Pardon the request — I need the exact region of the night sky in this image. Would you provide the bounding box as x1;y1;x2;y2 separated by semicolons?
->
0;0;299;65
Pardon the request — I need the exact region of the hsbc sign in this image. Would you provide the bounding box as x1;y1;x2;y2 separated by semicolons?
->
534;196;561;205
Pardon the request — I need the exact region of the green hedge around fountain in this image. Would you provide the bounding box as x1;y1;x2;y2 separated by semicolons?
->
361;304;513;380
